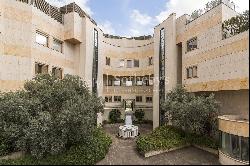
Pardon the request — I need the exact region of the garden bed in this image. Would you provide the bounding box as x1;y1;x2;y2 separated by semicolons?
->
0;129;112;165
136;125;219;157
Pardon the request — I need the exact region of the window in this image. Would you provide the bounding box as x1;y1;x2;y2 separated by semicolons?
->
134;59;139;67
146;97;153;103
187;66;198;79
231;134;240;159
192;66;198;78
136;96;143;102
36;31;48;47
149;78;154;85
126;80;133;86
119;59;125;67
35;63;48;74
187;37;197;52
114;96;121;102
106;57;111;66
53;38;63;52
52;67;63;79
187;67;193;78
149;57;153;66
145;79;150;86
107;79;112;86
220;131;249;162
114;80;121;86
127;60;133;68
105;96;112;103
241;137;249;161
136;80;143;86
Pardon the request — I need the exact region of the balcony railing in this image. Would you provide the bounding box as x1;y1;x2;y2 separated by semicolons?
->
103;86;153;95
16;0;64;24
218;115;249;137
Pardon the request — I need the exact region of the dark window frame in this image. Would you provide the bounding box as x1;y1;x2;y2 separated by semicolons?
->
114;96;122;102
136;96;143;102
187;37;198;52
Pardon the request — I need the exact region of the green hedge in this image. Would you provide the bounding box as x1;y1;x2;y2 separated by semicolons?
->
136;125;187;154
109;109;122;123
185;133;219;150
0;128;112;165
136;125;218;154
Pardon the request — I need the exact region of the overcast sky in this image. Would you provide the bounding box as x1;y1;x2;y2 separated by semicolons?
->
48;0;249;36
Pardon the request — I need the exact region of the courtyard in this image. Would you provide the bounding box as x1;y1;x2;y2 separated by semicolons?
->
97;124;220;165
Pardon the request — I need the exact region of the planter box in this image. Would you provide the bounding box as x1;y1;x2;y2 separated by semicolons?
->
142;144;218;158
143;144;190;158
0;151;25;160
192;145;218;156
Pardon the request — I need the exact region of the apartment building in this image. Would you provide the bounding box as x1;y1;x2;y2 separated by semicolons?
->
153;1;249;165
0;0;248;164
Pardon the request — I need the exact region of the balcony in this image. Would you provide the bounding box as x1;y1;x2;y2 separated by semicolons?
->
103;66;154;76
218;115;249;137
103;86;153;95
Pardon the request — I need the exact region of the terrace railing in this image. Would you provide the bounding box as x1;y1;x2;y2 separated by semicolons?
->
16;0;64;24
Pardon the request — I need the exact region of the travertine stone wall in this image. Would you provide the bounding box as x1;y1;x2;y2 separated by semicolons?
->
0;0;102;95
153;13;179;129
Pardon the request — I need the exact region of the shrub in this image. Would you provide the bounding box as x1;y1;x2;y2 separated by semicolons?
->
0;128;112;165
0;74;104;158
134;109;145;123
185;133;219;150
136;125;218;154
136;125;187;154
161;85;219;137
109;109;121;123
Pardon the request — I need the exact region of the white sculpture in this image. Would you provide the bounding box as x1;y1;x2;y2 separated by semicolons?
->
118;100;139;139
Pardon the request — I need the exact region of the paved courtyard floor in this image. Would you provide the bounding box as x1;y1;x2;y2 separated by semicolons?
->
97;124;220;165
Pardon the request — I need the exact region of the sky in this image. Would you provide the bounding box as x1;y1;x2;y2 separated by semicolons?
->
48;0;249;37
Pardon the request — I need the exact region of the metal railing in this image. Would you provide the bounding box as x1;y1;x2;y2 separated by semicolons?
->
16;0;64;24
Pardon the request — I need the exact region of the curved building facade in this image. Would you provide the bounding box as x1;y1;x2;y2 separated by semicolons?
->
100;36;154;120
0;0;249;164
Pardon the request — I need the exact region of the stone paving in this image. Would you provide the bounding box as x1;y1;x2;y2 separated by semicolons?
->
97;124;220;165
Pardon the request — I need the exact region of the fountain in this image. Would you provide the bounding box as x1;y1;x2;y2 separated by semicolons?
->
118;100;139;138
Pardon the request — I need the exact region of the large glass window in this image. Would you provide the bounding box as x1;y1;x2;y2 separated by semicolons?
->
159;28;165;126
241;137;249;161
220;131;249;162
36;31;48;47
53;38;63;52
92;29;99;94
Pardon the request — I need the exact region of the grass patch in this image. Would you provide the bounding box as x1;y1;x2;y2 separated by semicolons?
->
136;125;218;154
0;129;112;165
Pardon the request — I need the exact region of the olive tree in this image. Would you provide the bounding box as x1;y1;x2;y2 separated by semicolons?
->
161;85;219;137
0;74;104;158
